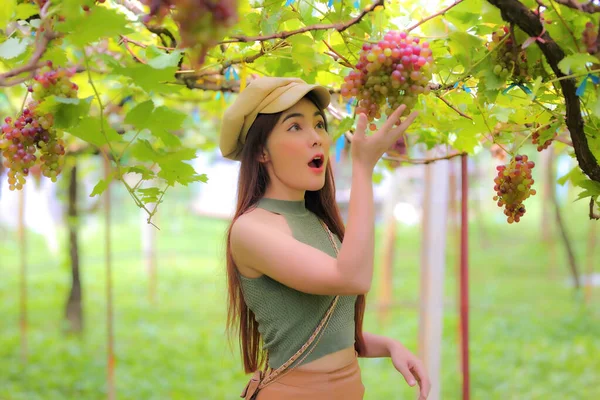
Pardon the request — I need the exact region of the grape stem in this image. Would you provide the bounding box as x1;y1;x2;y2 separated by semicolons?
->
545;0;600;13
435;95;473;120
406;0;465;32
382;151;466;165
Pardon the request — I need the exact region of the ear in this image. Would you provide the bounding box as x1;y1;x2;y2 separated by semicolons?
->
257;149;270;163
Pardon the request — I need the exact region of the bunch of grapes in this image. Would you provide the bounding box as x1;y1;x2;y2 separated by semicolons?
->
28;63;78;101
488;26;529;81
531;123;557;152
582;21;598;55
493;154;536;224
340;30;433;131
0;64;75;191
140;0;239;66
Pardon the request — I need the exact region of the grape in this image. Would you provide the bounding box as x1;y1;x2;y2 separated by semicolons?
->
341;30;433;126
140;0;239;66
487;26;529;81
531;123;557;152
493;154;536;223
28;63;78;101
583;21;598;54
0;65;77;190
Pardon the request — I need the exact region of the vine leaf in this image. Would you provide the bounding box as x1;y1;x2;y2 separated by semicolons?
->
67;116;123;147
557;53;599;75
0;38;28;60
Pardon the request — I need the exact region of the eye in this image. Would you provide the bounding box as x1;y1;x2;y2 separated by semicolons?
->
288;123;301;132
316;121;326;129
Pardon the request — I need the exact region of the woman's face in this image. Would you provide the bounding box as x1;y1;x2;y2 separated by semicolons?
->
261;97;331;197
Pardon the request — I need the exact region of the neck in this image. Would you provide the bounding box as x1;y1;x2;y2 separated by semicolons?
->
262;186;305;201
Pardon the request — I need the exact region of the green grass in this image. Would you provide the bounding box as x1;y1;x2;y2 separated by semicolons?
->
0;190;599;400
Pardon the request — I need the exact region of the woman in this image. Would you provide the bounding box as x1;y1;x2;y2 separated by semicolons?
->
220;77;430;400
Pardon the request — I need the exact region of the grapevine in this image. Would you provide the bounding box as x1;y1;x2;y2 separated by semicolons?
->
341;30;434;131
493;154;536;224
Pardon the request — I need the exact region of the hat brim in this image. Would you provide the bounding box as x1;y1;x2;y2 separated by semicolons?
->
260;84;331;114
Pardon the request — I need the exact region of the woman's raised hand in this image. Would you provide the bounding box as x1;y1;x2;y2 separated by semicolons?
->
349;104;419;171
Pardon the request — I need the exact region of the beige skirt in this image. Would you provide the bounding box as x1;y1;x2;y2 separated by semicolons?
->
255;352;365;400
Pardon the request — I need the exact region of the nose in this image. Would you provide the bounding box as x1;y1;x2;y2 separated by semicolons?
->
310;129;322;147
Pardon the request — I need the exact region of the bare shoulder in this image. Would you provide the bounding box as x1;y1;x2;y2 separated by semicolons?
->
230;206;292;278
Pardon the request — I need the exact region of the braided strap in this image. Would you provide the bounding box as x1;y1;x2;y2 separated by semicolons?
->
257;219;341;389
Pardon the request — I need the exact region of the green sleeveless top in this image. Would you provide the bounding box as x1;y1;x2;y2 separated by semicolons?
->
238;197;357;370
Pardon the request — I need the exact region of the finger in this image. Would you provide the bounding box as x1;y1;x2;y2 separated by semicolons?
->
378;104;406;135
396;363;417;388
389;110;419;138
411;364;431;399
353;113;368;141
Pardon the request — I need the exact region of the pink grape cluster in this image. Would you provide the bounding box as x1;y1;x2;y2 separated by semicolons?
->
141;0;239;66
531;124;557;152
493;154;536;224
27;63;78;101
583;22;598;54
341;30;433;131
0;65;75;191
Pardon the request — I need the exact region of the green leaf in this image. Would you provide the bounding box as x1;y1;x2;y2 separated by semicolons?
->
67;116;123;147
146;47;183;69
15;3;39;20
124;101;185;147
54;96;93;129
64;6;133;47
334;117;354;141
0;38;28;60
130;139;157;161
137;187;161;204
557;53;600;75
126;165;156;180
445;11;481;31
0;0;16;28
90;175;114;197
125;100;154;128
157;159;205;186
110;62;180;94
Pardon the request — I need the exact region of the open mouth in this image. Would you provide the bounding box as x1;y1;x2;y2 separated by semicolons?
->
308;154;324;169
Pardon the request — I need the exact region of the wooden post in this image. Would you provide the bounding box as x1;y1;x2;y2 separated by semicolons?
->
103;156;115;400
18;187;28;363
459;154;470;400
378;168;401;325
585;220;597;303
418;153;450;400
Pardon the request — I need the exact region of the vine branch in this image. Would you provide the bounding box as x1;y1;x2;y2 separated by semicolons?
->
220;0;384;44
407;0;465;32
435;94;473;120
550;0;600;13
590;198;600;220
487;0;600;183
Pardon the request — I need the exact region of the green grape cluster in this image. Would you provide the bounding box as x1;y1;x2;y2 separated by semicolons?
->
27;63;78;101
341;30;434;132
493;154;536;224
488;26;529;81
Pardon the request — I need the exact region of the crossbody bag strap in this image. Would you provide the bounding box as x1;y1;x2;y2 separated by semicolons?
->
257;219;341;389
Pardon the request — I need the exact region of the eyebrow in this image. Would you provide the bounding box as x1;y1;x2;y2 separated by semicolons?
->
281;111;323;124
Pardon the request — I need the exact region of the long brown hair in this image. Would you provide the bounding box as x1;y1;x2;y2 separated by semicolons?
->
225;92;366;374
